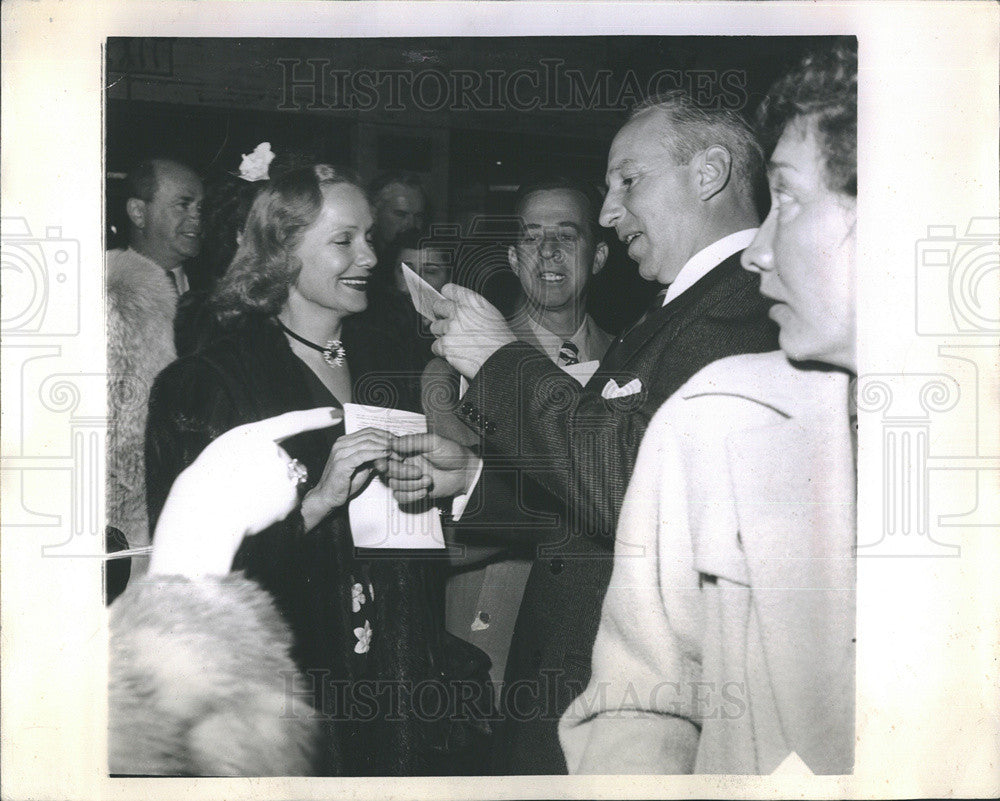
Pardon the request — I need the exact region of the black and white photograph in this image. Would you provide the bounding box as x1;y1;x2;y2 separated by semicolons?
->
1;2;998;799
102;33;856;778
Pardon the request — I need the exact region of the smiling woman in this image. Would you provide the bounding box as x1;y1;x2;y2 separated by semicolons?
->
142;164;438;776
285;181;376;319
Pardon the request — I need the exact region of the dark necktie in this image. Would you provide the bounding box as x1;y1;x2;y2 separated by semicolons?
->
558;340;580;366
622;287;669;340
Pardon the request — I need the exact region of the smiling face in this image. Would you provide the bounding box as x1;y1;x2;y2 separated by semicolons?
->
137;161;204;269
600;109;702;284
288;182;377;319
741;117;856;371
509;189;606;315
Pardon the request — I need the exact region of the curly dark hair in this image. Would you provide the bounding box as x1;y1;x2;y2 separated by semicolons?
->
757;38;857;196
210;164;363;325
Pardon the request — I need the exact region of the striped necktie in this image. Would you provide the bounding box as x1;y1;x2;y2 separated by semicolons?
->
558;340;580;366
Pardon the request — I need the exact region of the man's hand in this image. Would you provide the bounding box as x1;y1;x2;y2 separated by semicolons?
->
387;433;481;504
429;284;516;379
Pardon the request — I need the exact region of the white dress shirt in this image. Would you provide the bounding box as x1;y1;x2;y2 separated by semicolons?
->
662;228;758;306
522;313;613;364
168;265;190;296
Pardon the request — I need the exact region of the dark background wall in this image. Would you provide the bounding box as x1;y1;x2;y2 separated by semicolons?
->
106;35;829;332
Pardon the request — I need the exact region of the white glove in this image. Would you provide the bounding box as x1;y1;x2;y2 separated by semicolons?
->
149;407;341;577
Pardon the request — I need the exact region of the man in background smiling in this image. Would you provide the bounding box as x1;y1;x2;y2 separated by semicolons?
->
106;158;203;579
506;175;613;367
438;176;613;717
122;158;204;296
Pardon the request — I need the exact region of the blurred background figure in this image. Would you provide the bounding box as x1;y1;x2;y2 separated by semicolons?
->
354;170;436;380
106;157;203;590
396;229;453;294
369;170;429;268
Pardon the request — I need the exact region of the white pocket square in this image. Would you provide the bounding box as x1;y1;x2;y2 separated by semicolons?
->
601;377;643;399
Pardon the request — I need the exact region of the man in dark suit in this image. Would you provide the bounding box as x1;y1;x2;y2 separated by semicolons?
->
390;93;779;774
429;176;614;697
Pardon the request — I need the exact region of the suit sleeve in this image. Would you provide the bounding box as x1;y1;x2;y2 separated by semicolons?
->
422;356;557;557
460;270;777;544
458;341;659;545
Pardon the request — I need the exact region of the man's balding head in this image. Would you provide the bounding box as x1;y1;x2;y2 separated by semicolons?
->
600;93;764;284
368;171;428;251
125;159;204;271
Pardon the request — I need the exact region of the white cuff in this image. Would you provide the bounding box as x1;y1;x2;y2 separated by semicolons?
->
449;457;483;521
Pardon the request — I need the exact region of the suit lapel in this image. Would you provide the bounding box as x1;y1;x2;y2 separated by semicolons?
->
726;375;855;773
598;252;748;377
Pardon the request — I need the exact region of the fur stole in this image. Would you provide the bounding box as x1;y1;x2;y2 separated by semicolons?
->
106;249;178;548
108;572;320;776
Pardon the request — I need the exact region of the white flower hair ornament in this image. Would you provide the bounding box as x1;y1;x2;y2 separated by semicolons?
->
238;142;276;182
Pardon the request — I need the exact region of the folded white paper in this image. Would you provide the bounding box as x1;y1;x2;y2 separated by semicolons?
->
401;261;446;322
342;403;445;550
